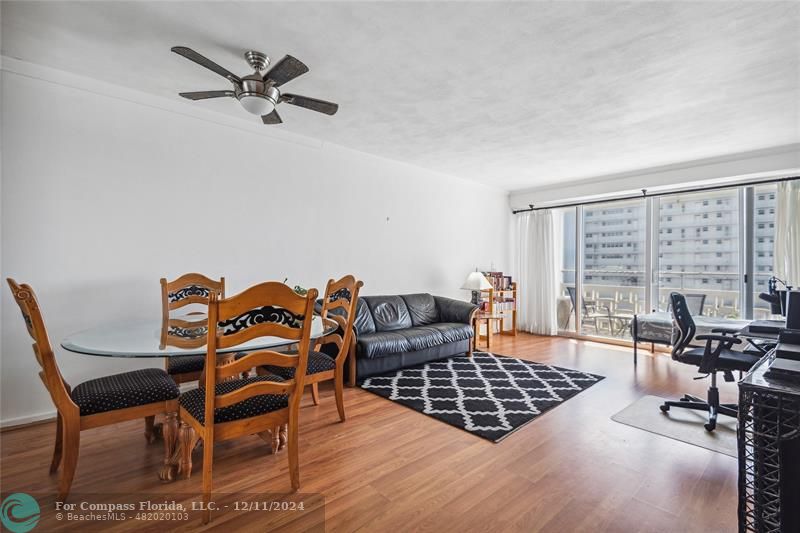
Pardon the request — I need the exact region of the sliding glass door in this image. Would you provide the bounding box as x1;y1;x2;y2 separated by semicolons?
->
752;183;779;319
549;178;796;342
655;188;741;318
580;199;646;338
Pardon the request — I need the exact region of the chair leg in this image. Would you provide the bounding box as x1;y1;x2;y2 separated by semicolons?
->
288;408;300;491
310;383;320;406
201;437;214;525
58;424;80;502
348;344;358;387
50;412;64;474
334;371;346;422
178;422;199;479
144;415;156;444
705;382;720;432
661;400;709;412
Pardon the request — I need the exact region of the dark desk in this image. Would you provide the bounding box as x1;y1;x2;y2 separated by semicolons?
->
738;351;800;532
736;321;783;354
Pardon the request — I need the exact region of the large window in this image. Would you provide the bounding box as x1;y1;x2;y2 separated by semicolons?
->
553;180;790;340
656;189;741;318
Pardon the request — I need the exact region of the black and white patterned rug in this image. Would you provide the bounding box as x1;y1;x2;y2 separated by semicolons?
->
360;352;604;442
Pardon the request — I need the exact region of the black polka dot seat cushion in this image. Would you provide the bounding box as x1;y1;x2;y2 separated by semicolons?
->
263;351;335;380
168;352;250;376
179;374;289;425
167;355;205;375
71;368;180;416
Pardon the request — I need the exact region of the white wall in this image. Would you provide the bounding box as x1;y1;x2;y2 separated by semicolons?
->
509;144;800;210
0;59;511;426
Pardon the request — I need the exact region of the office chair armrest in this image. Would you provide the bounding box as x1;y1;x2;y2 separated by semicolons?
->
696;334;742;344
695;335;742;374
710;327;740;336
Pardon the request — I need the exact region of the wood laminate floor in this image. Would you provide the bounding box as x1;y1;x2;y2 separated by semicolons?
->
0;334;739;532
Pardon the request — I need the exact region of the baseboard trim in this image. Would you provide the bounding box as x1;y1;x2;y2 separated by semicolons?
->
0;383;197;430
1;410;57;431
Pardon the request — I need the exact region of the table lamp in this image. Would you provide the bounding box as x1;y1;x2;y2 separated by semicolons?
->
461;271;492;305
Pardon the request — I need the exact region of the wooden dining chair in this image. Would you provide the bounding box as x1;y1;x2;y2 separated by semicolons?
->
176;281;318;524
261;275;363;421
6;278;180;501
160;273;225;384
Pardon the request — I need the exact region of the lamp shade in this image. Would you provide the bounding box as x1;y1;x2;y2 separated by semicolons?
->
461;271;492;291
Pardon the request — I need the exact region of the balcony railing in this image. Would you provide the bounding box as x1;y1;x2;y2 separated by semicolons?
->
558;269;774;338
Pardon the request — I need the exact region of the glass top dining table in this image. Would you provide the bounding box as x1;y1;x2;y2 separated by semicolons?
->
60;313;337;358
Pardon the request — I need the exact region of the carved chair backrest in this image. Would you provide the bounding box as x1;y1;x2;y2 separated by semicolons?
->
6;278;77;413
203;282;318;427
318;275;364;362
160;273;225;319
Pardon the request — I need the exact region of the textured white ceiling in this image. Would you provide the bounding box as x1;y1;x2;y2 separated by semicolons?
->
2;1;798;191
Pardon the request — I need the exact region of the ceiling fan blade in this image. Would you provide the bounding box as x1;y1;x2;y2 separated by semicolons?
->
280;94;338;115
179;90;235;100
261;109;283;125
265;55;309;87
171;46;241;84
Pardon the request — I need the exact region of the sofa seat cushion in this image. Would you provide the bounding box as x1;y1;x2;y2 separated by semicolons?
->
428;323;474;343
179;374;288;425
398;326;446;351
357;331;412;359
72;368;180;416
357;322;474;359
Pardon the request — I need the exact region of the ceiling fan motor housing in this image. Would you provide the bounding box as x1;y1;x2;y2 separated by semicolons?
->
237;77;280;105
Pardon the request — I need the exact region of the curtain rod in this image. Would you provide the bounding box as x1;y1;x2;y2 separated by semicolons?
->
511;175;799;214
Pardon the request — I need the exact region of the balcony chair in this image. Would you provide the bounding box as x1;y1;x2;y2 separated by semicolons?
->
566;286;612;334
666;293;707;316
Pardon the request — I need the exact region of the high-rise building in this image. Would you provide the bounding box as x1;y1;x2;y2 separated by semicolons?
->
561;185;778;320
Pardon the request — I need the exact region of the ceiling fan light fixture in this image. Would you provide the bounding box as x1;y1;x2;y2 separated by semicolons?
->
238;93;276;116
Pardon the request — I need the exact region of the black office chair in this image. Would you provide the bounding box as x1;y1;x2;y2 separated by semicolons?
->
660;292;760;431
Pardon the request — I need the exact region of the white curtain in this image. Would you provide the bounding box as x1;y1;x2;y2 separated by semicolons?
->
517;210;560;335
775;179;800;285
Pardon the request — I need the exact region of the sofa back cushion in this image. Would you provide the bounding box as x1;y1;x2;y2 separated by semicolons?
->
364;295;412;332
352;298;376;335
401;294;439;326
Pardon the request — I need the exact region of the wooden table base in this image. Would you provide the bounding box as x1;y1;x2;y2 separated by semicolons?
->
158;413;287;482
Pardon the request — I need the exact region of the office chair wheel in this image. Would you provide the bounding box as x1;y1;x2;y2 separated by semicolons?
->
660;404;670;413
704;421;716;432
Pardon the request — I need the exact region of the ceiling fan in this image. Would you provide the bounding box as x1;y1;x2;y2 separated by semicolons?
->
171;46;338;124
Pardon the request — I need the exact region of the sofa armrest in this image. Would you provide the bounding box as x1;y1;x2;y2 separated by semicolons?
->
434;296;479;324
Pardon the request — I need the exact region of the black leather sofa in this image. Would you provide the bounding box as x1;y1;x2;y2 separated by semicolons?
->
339;293;478;382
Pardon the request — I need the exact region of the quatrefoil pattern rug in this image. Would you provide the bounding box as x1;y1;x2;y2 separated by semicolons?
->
360;352;604;441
